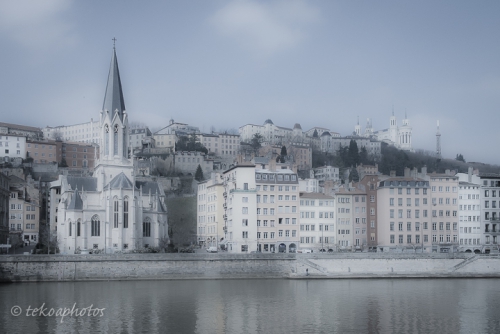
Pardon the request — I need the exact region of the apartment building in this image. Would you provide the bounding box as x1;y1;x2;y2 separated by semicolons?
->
428;173;459;252
479;173;500;253
42;119;100;144
129;128;152;150
358;173;381;251
26;140;58;163
61;142;97;169
377;177;431;252
197;173;225;249
8;175;40;244
220;164;300;253
299;192;336;252
457;180;481;252
0;134;26;161
335;186;358;250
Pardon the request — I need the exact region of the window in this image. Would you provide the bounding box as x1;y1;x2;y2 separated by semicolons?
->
123;198;129;228
77;221;81;236
69;221;72;236
242;219;248;226
390;235;395;244
113;199;119;228
242;207;248;214
143;218;151;237
91;215;100;236
242;231;248;238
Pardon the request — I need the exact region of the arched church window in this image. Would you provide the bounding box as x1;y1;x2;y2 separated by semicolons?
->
104;124;110;156
69;220;72;236
123;197;129;228
113;198;119;228
143;217;151;237
114;124;119;155
91;215;100;236
77;220;81;237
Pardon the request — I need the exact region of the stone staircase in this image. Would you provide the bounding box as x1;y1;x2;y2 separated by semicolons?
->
452;255;479;272
296;257;329;275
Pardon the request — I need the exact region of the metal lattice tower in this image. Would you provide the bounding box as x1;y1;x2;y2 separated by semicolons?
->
436;120;441;159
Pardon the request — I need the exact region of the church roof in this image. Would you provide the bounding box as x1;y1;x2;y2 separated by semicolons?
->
156;197;167;213
105;172;135;190
136;180;161;194
67;188;83;210
67;177;97;192
102;46;126;121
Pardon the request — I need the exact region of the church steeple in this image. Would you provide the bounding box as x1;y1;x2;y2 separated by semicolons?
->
102;41;126;122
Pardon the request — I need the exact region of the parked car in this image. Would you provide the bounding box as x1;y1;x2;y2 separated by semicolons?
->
301;249;313;253
206;246;218;253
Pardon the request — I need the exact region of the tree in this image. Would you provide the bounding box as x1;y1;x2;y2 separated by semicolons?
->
348;140;360;166
312;129;319;138
59;158;68;168
176;134;208;154
195;164;204;181
456;154;465;162
359;146;370;165
280;145;287;157
250;133;264;153
349;166;359;182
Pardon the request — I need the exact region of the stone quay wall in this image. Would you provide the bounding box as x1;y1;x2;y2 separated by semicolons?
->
1;253;500;283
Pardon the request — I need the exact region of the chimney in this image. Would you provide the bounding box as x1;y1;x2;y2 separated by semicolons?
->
445;169;450;175
468;167;473;183
404;168;410;178
421;166;427;175
390;170;396;177
411;167;417;179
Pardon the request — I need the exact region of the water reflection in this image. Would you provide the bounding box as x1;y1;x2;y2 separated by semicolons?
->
1;279;499;333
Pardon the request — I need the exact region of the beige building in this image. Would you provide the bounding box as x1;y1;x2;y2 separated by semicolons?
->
299;192;336;252
376;176;431;252
428;172;459;252
26;140;58;163
8;175;41;244
335;185;367;250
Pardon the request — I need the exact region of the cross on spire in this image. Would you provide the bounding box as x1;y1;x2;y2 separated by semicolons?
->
112;37;117;49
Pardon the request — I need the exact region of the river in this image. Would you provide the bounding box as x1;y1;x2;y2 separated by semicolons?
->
1;279;499;333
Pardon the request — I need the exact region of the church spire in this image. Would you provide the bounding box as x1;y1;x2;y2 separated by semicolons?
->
102;39;126;121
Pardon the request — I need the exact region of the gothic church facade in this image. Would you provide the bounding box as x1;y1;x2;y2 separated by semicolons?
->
50;46;168;254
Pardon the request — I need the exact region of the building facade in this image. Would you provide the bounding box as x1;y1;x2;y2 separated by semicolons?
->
299;192;336;252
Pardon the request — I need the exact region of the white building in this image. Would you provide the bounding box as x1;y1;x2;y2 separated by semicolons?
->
43;119;100;144
314;166;340;183
220;164;300;253
0;134;26;161
456;171;482;253
155;119;199;136
299;192;336;252
239;119;302;145
197;173;225;249
50;46;168;254
129;127;152;150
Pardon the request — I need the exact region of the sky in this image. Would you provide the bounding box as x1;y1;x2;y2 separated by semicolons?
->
0;0;499;164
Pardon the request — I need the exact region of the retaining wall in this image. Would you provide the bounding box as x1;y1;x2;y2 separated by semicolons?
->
1;253;499;282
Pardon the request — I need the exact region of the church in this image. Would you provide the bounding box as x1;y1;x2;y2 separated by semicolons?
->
50;45;168;254
357;112;413;152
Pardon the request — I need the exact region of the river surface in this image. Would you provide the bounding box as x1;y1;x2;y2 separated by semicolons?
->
1;279;499;333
